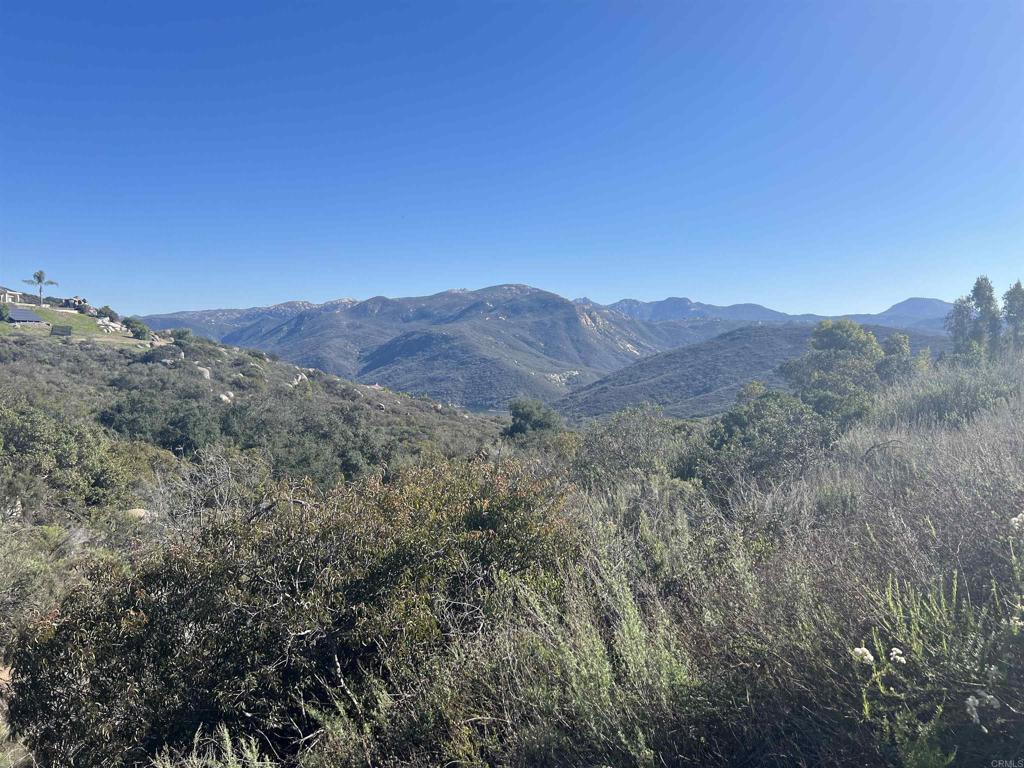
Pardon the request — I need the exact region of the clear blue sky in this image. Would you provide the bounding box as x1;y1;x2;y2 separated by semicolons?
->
1;1;1021;315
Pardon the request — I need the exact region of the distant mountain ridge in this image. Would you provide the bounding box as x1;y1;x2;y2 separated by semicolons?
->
148;285;746;408
143;285;953;412
142;300;335;340
577;295;953;331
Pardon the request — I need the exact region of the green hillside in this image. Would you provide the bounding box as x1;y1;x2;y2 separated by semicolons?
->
1;306;137;341
557;323;949;420
0;333;499;492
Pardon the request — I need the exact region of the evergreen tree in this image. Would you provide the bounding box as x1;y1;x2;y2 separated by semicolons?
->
876;332;915;384
945;296;975;354
1003;280;1024;353
781;319;883;428
970;275;1001;356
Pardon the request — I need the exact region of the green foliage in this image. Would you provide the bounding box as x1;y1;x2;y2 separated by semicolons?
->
125;316;152;339
96;305;120;322
969;275;1002;354
858;574;1024;765
151;727;276;768
679;388;835;496
0;305;8;323
571;405;686;491
871;355;1023;427
101;390;223;455
8;459;575;766
876;332;918;384
503;398;563;438
781;319;884;428
946;275;1021;358
0;394;147;519
0;334;497;488
1003;280;1024;352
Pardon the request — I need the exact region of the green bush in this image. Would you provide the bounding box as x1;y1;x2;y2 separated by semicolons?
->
0;396;146;519
124;317;152;340
503;398;563;438
871;356;1023;427
8;459;575;766
677;388;835;498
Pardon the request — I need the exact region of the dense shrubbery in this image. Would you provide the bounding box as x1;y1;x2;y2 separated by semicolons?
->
0;394;156;521
0;334;496;491
8;459;575;766
502;398;564;438
3;291;1024;766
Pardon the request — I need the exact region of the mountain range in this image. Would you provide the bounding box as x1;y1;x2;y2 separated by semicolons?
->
144;286;953;414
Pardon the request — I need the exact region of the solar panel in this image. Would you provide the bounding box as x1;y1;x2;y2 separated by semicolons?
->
9;308;44;322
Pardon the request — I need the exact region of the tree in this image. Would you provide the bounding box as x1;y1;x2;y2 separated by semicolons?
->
681;388;835;495
970;276;1002;356
1003;280;1024;353
945;297;975;354
0;304;8;323
781;319;883;428
96;305;120;322
22;270;58;307
876;332;916;384
503;399;563;438
123;317;151;340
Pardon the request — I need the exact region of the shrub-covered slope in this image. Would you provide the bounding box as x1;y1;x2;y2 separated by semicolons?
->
0;333;498;491
557;323;948;420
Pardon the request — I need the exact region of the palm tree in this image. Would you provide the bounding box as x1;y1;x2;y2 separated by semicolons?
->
23;270;58;307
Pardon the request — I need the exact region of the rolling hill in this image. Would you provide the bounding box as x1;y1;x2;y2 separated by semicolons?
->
140;300;333;340
556;324;950;420
144;286;953;411
147;285;745;409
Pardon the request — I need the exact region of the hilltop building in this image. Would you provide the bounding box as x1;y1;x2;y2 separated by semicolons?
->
0;286;24;303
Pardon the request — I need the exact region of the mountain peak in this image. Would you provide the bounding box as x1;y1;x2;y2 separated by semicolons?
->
879;297;954;318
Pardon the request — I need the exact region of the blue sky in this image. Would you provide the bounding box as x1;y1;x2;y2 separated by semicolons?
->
1;1;1021;316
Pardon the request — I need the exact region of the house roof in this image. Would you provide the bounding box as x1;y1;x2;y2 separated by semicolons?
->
0;286;23;295
8;308;44;322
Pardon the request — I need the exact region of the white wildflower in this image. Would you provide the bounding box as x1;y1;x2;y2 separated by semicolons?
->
1011;617;1024;631
1011;512;1024;532
978;691;999;709
852;646;875;665
889;647;906;664
966;691;1000;725
965;695;980;723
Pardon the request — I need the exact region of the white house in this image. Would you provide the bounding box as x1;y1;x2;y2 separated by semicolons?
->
0;286;24;304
